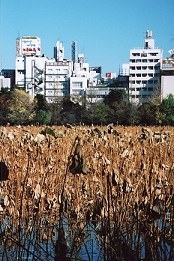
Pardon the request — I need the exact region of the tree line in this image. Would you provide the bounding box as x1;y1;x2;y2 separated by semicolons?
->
0;87;174;126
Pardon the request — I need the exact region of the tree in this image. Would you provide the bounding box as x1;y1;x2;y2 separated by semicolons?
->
34;94;52;125
138;101;159;126
86;102;110;125
7;89;36;125
59;96;86;124
35;110;52;125
104;89;128;105
103;89;129;125
0;93;9;124
35;94;50;111
159;94;174;125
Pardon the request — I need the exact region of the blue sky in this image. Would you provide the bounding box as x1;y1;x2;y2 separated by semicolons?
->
0;0;174;74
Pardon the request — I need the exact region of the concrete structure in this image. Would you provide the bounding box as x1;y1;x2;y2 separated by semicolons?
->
0;75;11;90
45;59;73;103
1;69;15;87
161;50;174;98
16;55;47;96
16;36;41;57
15;37;102;103
129;30;163;104
120;64;129;76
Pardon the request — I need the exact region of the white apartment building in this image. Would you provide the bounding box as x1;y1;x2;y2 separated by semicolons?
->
129;30;163;104
16;55;47;96
45;59;73;103
70;54;101;102
15;35;46;96
161;50;174;98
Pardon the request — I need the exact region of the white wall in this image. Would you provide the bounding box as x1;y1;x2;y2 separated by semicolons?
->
0;76;11;90
161;75;174;98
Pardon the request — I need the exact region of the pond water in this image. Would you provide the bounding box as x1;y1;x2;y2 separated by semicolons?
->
0;216;173;260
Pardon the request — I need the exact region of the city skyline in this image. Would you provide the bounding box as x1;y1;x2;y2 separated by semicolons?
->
0;0;174;74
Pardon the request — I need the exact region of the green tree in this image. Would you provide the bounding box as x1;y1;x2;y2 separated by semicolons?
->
7;89;36;125
86;102;110;125
35;110;52;125
35;94;49;111
34;94;52;125
138;101;159;126
60;96;85;124
0;93;9;124
103;89;129;125
104;89;128;105
159;94;174;125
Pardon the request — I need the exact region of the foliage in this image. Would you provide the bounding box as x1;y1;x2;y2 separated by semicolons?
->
7;89;36;125
0;93;9;124
104;89;128;105
159;94;174;125
138;102;159;126
59;96;85;124
35;94;50;111
1;86;174;126
35;110;52;125
85;102;110;125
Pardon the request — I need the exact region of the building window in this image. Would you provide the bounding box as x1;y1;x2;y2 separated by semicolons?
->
142;59;147;63
137;66;141;70
142;74;147;77
148;80;153;84
132;53;140;56
148;87;153;91
141;53;147;57
150;53;158;56
148;66;153;70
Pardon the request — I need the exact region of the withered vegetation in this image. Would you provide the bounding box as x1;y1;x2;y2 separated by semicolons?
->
0;125;173;260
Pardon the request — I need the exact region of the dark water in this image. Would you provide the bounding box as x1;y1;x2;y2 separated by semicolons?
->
0;215;173;260
0;217;102;261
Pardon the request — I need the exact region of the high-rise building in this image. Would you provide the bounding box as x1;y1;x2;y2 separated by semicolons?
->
129;30;163;103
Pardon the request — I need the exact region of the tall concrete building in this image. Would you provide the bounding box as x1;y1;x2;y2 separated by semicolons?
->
129;30;163;103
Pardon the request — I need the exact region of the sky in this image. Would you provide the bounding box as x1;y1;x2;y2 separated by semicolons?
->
0;0;174;75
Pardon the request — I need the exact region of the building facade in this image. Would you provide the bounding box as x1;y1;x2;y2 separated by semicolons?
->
15;37;102;103
129;30;163;104
0;75;11;90
161;50;174;98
